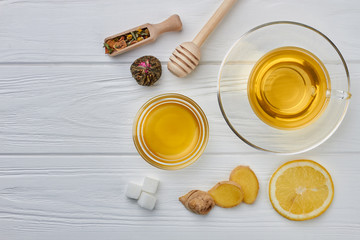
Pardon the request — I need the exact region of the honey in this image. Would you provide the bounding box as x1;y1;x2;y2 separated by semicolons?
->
143;102;200;160
133;94;209;170
248;46;330;130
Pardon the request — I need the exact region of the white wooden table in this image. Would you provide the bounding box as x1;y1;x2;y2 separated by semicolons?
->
1;0;359;239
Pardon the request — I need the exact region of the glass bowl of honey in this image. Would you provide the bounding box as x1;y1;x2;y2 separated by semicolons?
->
218;21;351;154
133;93;209;169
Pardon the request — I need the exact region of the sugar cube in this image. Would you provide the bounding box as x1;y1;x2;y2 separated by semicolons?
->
125;182;142;199
142;176;159;194
138;192;157;210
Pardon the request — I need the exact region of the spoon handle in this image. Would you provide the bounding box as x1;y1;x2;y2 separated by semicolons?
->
150;14;183;37
193;0;237;47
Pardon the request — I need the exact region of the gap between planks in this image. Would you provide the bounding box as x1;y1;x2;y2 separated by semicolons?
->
0;60;359;66
0;61;221;66
0;151;359;157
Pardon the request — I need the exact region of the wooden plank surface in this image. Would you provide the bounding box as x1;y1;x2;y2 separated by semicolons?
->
0;0;359;239
0;0;359;63
0;63;358;154
0;154;359;240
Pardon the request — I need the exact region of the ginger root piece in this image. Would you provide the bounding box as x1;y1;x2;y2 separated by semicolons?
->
179;190;215;215
208;181;244;208
229;166;259;204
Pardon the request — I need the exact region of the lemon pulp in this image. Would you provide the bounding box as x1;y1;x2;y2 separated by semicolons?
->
269;160;334;221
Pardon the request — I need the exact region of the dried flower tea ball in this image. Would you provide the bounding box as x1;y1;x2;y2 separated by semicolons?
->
130;56;162;86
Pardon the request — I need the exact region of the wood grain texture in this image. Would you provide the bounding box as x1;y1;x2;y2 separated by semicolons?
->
0;0;360;239
0;0;359;63
0;154;359;240
0;63;358;154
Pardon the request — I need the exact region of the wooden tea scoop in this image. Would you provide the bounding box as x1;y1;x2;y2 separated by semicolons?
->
167;0;237;77
104;14;182;57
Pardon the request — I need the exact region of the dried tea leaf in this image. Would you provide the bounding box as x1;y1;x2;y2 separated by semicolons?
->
130;56;162;86
114;40;127;50
104;28;149;55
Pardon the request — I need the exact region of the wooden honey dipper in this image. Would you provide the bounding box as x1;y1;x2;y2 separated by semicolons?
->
168;0;237;77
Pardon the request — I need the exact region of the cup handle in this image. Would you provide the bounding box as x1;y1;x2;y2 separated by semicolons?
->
326;89;352;100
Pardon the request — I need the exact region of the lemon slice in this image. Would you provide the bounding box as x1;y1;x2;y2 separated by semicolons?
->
269;160;334;221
